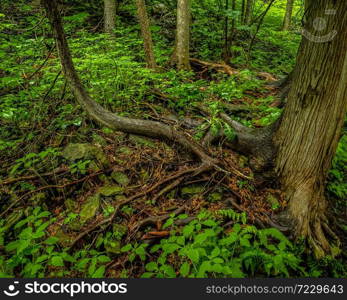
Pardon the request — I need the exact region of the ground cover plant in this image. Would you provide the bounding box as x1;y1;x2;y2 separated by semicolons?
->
0;0;346;278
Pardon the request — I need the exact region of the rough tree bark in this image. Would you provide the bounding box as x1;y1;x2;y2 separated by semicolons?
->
135;0;157;69
104;0;116;35
273;0;347;257
282;0;294;31
175;0;191;70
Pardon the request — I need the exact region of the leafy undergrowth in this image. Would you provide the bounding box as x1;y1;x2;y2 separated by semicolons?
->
1;2;346;279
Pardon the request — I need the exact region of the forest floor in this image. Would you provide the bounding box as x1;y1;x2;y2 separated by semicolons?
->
0;4;346;278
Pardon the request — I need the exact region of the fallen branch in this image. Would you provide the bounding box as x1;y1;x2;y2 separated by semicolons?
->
190;58;238;76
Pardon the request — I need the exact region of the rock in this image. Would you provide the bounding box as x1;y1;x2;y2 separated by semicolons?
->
129;135;156;148
208;192;223;202
99;185;124;197
266;194;280;210
111;171;129;186
181;185;205;195
80;194;100;224
62;143;109;167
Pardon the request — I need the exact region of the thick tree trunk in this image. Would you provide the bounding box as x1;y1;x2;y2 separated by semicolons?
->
176;0;191;70
135;0;157;69
282;0;294;31
104;0;116;34
244;0;253;25
274;0;347;257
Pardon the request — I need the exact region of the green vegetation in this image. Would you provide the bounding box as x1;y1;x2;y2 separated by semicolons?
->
0;0;346;278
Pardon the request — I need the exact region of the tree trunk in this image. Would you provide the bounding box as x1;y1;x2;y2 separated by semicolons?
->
176;0;191;70
135;0;157;69
282;0;294;31
104;0;116;34
223;0;236;64
274;0;347;257
241;0;245;24
244;0;253;25
222;0;230;63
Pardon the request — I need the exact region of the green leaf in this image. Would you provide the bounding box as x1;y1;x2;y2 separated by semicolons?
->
97;255;111;263
145;262;158;272
162;243;180;254
92;266;105;278
182;224;194;237
179;262;190;277
186;248;199;263
160;265;176;278
141;272;154;278
210;247;221;258
121;244;132;252
50;256;64;267
44;237;59;245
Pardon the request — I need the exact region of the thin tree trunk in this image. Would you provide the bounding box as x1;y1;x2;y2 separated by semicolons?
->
222;0;230;63
241;0;246;24
135;0;157;69
282;0;294;31
274;0;347;257
176;0;191;70
244;0;253;25
104;0;116;34
223;0;236;64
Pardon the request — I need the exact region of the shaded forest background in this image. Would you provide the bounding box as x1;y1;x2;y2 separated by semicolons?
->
0;0;346;278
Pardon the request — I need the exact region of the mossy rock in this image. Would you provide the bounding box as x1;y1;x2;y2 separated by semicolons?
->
129;135;156;148
99;185;124;197
62;143;109;167
111;171;130;186
80;194;100;224
181;185;205;195
266;194;280;210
